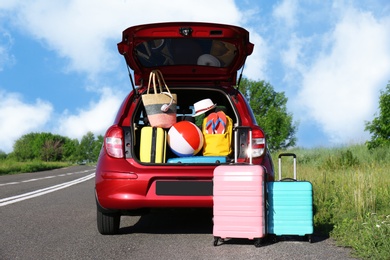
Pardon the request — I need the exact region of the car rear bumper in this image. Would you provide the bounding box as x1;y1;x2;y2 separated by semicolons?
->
96;178;213;211
95;161;215;211
95;154;273;212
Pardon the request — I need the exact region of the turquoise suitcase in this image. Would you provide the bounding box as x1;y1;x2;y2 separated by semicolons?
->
267;153;313;242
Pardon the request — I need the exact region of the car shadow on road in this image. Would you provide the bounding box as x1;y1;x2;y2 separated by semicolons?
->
118;208;214;235
117;208;329;244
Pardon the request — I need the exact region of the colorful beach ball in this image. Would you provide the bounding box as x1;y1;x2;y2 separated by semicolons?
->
168;121;204;157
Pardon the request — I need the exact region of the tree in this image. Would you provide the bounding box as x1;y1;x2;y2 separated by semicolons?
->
239;78;297;151
0;150;7;160
93;135;104;160
13;132;69;161
41;139;62;162
365;81;390;149
12;131;103;163
79;131;98;162
13;133;40;161
62;138;80;162
39;133;66;161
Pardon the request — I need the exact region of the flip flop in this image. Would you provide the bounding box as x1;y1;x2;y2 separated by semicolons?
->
205;112;218;134
215;111;227;134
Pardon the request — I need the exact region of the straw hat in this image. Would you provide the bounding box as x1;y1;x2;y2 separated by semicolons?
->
193;98;217;117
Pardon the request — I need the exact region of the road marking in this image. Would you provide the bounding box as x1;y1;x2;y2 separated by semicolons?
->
0;173;95;207
22;179;39;183
0;169;94;187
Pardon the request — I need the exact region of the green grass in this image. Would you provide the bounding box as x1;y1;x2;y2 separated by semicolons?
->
275;144;390;260
0;160;71;175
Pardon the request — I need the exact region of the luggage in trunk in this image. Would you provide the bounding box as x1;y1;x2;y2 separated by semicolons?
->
267;153;313;242
140;127;167;163
167;156;227;164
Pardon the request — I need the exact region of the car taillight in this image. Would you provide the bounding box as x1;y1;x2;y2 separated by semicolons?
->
251;128;266;158
104;126;124;158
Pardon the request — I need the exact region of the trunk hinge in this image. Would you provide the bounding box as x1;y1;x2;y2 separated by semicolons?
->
236;61;246;92
123;55;139;98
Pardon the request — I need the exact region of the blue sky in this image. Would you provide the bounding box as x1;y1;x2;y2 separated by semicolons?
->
1;0;390;153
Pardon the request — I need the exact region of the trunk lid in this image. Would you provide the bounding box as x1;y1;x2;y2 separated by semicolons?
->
117;22;254;87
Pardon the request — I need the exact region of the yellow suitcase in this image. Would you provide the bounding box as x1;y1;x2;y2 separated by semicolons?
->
140;127;166;163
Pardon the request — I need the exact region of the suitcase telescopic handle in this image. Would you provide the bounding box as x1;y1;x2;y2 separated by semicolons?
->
278;153;296;159
278;153;297;181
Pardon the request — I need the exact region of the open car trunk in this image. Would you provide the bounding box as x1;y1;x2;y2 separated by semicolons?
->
129;87;239;163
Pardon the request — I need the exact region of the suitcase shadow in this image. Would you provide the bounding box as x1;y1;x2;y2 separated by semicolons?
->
118;208;213;235
117;208;328;245
214;235;326;247
267;234;328;244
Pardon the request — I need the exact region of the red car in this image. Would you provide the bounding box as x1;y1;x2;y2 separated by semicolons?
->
95;22;274;234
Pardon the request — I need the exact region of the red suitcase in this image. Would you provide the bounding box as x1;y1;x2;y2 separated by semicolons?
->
213;128;266;247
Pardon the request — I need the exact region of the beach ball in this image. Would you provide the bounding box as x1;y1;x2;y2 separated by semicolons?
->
168;121;204;157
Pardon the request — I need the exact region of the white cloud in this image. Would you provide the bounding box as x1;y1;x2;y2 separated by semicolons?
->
0;87;123;153
0;30;16;71
55;87;123;139
0;90;53;153
0;0;18;9
296;7;390;144
281;33;307;70
272;0;298;28
244;30;268;81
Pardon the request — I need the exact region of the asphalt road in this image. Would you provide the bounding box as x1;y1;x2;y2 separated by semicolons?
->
0;166;357;260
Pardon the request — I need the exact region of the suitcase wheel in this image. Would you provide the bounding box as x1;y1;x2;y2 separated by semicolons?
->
268;234;278;243
213;237;220;246
306;234;313;243
254;238;262;247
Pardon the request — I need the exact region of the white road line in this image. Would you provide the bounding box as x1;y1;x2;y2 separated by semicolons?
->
43;176;56;179
0;173;95;207
0;169;95;187
22;179;39;183
1;182;19;186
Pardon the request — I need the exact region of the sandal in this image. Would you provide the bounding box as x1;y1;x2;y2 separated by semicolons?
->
215;111;227;134
205;113;218;134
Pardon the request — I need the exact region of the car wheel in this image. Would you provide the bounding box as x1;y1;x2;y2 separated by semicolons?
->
97;208;120;235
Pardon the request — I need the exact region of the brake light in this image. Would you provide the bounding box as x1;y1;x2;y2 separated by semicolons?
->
104;126;124;158
251;128;266;158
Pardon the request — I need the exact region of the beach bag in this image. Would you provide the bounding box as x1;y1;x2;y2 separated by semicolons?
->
202;111;233;156
142;70;177;128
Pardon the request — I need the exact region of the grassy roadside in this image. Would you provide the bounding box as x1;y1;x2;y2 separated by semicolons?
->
275;144;390;260
0;160;71;175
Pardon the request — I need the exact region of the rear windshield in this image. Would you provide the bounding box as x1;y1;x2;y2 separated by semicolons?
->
134;39;237;68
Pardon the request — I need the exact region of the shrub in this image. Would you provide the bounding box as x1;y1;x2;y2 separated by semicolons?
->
321;149;359;171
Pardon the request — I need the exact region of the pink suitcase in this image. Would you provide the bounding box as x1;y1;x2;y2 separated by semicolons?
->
213;128;266;247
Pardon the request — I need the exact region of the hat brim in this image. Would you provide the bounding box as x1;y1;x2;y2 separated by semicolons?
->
193;104;217;117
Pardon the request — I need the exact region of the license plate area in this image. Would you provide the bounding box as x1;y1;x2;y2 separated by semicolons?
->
156;181;213;196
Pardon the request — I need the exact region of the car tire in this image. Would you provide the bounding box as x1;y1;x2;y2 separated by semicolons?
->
97;208;120;235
